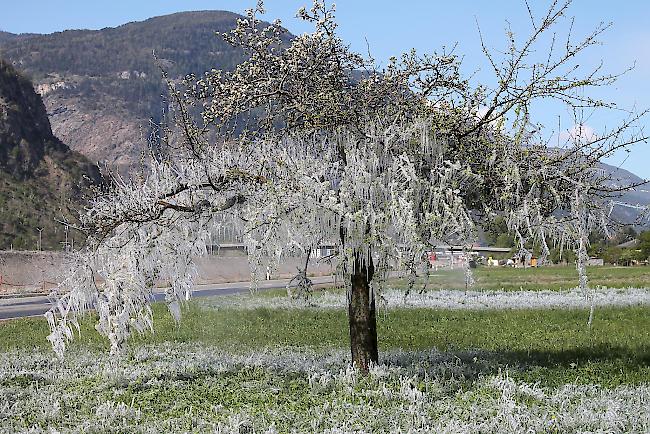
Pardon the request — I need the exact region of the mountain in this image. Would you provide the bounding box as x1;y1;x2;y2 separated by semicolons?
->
0;32;16;44
0;11;284;175
0;31;36;45
1;12;647;228
597;161;650;225
0;59;101;250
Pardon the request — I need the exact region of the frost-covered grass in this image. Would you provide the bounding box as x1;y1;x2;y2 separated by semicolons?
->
1;280;649;432
1;343;649;433
2;300;649;388
200;286;650;311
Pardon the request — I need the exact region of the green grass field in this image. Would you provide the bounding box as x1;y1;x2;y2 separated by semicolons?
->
393;264;650;291
1;265;649;432
2;301;648;388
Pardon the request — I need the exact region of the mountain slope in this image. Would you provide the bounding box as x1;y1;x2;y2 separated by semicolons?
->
597;161;650;225
0;59;101;250
0;31;35;44
0;11;282;174
0;32;16;44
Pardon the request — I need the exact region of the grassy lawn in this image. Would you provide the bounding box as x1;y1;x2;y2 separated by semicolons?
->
393;264;650;291
1;299;648;388
1;269;649;432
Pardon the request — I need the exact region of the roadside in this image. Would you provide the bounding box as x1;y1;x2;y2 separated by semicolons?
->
0;275;339;321
0;250;336;297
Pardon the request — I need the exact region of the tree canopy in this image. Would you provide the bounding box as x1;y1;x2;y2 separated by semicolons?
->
46;0;647;370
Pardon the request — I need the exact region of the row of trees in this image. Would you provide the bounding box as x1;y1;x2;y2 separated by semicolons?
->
486;220;650;265
46;1;647;371
591;230;650;265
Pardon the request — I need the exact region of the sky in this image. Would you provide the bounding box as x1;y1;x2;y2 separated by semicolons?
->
1;0;649;178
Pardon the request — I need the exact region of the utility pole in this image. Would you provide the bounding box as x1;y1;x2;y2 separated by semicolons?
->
63;225;69;252
37;227;43;251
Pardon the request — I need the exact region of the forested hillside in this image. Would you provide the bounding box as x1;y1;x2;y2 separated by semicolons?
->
0;11;284;173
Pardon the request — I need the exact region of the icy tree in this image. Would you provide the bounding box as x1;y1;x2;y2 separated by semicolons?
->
47;0;646;371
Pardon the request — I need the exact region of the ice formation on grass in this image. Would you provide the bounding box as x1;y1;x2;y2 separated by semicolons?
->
199;287;650;311
0;344;648;433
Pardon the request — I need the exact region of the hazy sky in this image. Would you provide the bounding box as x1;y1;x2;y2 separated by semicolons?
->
1;1;649;178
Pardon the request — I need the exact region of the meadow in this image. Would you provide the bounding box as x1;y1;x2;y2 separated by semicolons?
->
392;264;650;291
1;265;649;432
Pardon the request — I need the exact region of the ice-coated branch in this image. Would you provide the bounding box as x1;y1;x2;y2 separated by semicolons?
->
46;0;645;356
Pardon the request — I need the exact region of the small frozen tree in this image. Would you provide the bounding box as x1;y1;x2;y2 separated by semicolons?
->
47;0;646;371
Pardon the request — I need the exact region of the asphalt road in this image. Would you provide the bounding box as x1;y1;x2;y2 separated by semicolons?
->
0;275;338;321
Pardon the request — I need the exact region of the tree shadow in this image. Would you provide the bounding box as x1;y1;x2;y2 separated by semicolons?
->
380;343;650;387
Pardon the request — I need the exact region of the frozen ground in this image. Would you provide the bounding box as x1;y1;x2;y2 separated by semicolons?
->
200;286;650;311
2;284;648;432
1;343;648;433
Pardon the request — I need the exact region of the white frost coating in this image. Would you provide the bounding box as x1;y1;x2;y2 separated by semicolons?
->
1;344;648;433
45;0;645;356
199;287;650;311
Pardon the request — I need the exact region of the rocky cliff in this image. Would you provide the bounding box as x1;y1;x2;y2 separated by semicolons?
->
0;59;101;250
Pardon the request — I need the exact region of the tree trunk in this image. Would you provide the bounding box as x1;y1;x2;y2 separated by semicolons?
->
348;254;378;373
